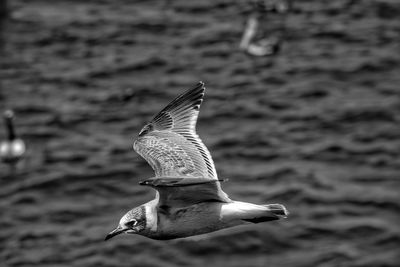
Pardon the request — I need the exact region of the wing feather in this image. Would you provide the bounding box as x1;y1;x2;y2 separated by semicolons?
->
133;82;218;180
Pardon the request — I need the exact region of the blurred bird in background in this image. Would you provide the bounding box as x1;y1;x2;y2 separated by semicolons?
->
0;110;26;169
240;0;291;56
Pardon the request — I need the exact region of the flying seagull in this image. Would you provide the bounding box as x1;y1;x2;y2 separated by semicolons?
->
105;82;288;241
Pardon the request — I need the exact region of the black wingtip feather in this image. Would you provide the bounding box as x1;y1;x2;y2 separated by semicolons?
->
156;82;205;116
142;82;207;134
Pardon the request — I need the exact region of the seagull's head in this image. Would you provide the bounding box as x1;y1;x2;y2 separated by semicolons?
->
105;206;146;241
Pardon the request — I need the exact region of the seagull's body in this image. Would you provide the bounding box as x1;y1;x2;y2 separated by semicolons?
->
106;82;288;241
140;199;285;240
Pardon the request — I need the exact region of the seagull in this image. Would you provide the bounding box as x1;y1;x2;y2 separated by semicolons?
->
240;15;282;57
105;82;288;241
0;110;26;165
251;0;290;14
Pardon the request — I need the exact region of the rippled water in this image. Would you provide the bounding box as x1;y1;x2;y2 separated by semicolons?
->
1;0;399;266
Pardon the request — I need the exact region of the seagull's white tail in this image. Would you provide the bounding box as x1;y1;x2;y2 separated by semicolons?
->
221;201;288;224
263;204;288;218
241;204;288;223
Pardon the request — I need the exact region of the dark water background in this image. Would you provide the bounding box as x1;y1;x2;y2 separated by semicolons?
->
1;0;400;266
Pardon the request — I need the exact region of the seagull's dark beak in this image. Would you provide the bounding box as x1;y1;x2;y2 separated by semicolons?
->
105;226;125;241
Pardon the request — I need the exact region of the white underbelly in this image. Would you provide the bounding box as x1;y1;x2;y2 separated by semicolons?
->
156;202;234;239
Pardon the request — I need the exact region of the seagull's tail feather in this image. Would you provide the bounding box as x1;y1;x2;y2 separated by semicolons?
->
231;202;288;224
242;204;288;223
264;204;288;218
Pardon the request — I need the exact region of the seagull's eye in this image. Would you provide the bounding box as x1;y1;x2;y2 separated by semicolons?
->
127;220;138;228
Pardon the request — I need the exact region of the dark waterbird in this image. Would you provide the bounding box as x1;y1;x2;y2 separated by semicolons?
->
0;110;25;165
105;82;288;241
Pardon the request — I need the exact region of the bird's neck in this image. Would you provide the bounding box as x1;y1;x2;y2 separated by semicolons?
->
5;117;16;141
144;201;158;232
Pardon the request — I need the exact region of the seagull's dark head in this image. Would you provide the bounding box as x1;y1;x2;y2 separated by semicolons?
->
105;206;146;241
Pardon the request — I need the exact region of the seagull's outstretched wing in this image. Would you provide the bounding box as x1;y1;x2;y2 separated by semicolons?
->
134;82;217;179
139;177;230;207
133;82;230;206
